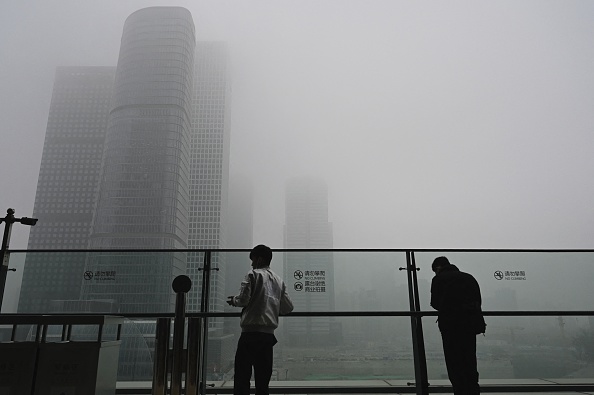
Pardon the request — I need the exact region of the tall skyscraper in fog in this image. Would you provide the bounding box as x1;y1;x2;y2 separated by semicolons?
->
18;7;233;380
187;42;231;315
185;42;234;376
283;177;335;344
18;67;115;313
82;7;196;313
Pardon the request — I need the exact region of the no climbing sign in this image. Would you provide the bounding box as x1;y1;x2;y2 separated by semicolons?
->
293;269;326;292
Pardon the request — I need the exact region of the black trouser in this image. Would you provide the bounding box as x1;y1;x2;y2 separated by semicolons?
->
234;332;278;395
441;330;480;395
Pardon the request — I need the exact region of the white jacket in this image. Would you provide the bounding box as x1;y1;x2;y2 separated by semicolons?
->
231;267;294;333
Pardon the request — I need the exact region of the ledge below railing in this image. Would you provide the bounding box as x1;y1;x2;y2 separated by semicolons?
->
116;378;594;394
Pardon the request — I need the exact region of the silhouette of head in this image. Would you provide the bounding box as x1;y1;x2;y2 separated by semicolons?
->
432;256;451;274
250;244;273;268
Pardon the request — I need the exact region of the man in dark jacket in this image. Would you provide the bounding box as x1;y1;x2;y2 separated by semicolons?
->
430;256;484;395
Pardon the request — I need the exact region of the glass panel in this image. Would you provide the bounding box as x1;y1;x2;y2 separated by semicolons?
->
280;251;409;345
13;250;202;315
82;250;188;314
39;319;155;381
333;252;410;312
282;317;414;381
205;315;239;381
414;251;594;311
212;251;416;386
14;251;97;314
221;250;253;308
9;250;203;383
2;252;26;314
415;251;594;381
116;319;157;381
207;316;415;384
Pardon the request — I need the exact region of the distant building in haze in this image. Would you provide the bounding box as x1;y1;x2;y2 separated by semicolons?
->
283;177;335;345
18;66;115;313
81;7;196;314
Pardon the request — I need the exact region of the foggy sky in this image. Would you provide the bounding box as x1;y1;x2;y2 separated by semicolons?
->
1;0;593;250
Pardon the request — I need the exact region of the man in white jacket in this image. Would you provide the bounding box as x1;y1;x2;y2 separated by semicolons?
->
227;244;294;395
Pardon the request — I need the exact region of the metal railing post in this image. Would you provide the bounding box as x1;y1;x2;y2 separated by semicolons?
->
410;251;429;395
197;250;214;395
185;317;201;395
171;275;192;395
152;318;171;395
183;251;216;395
403;251;429;395
0;208;37;312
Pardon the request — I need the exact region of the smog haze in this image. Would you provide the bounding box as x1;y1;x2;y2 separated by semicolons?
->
1;0;593;249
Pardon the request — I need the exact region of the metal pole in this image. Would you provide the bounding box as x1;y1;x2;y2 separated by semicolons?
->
152;318;171;395
185;317;200;395
171;275;192;395
404;251;429;395
0;211;15;312
172;291;186;395
404;252;420;387
0;208;37;313
410;252;429;395
198;251;212;395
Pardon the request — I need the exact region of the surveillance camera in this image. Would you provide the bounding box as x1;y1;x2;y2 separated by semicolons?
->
19;217;38;226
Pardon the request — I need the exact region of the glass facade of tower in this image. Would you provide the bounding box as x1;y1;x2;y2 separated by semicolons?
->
82;7;196;314
18;67;115;313
187;42;231;316
283;177;336;344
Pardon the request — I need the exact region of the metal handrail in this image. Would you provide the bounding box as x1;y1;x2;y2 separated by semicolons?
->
3;310;594;318
9;248;594;252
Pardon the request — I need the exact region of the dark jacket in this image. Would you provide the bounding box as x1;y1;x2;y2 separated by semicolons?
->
430;264;485;334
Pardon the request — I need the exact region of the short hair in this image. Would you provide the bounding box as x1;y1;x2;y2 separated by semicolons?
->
250;244;273;263
432;256;451;271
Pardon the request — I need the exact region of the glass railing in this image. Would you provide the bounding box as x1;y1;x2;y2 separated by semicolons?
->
413;250;594;385
3;249;594;394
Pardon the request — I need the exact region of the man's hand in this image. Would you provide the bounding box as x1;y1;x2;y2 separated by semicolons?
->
226;296;234;306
